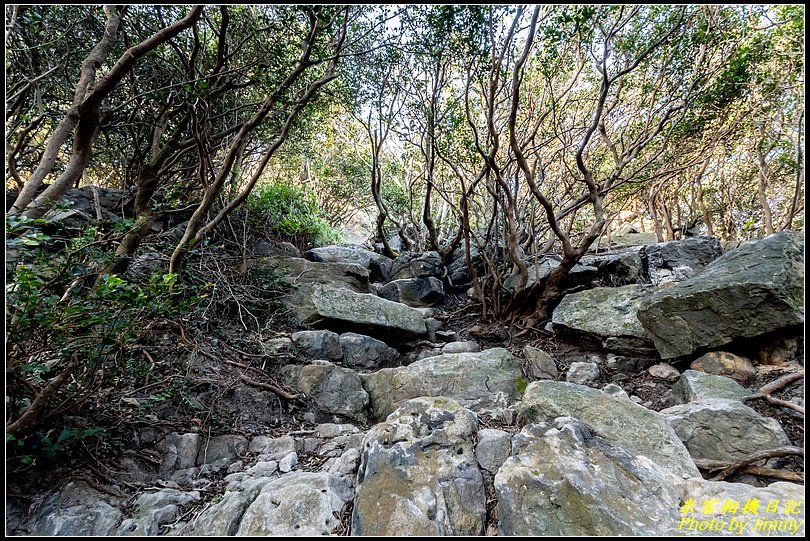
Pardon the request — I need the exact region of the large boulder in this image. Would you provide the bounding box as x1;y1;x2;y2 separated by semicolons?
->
642;236;724;286
637;232;804;359
286;284;427;342
518;380;699;478
496;420;684;535
305;245;392;282
361;348;524;420
581;247;643;286
254;256;371;294
552;285;657;355
352;397;486;536
339;332;399;369
291;330;343;361
388;251;444;281
661;399;791;462
446;245;484;289
283;361;369;422
28;481;122;536
671;370;750;404
117;488;200;536
376;277;446;307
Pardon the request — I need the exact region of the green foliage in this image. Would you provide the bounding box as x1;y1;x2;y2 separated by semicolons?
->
245;182;344;248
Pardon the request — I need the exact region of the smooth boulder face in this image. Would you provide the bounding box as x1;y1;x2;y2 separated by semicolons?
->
352;397;486;536
282;361;369;422
642;236;723;286
287;284;427;342
496;420;684;536
504;258;598;292
361;348;524;421
637;231;804;359
236;472;352;536
291;330;343;362
339;332;399;368
29;481;122;536
671;370;750;404
552;285;657;355
690;351;757;383
661;399;791;462
581;248;643;286
254;255;371;293
388;251;444;281
304;245;392;282
376;277;446;307
518;380;699;478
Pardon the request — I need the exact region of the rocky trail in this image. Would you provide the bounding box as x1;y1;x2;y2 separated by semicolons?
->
7;231;805;536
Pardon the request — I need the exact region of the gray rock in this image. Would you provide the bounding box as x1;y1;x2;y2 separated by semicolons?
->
352;397;486;536
441;341;480;354
446;245;484;289
283;361;369;422
661;399;790;462
518;380;699;478
648;363;681;382
29;481;122;536
637;232;804;359
642;236;723;286
581;247;643;286
196;434;248;466
235;472;352;536
325;448;361;480
377;277;446;307
248;435;296;459
496;420;684;535
552;285;657;355
254;239;299;257
262;337;294;356
475;428;512;473
690;351;757;383
305;245;393;282
287;284;427;342
118;489;200;536
671;370;750;404
339;332;399;368
278;452;298;473
185;478;272;536
125;252;164;282
159;433;200;473
255;255;371;294
291;330;343;361
523;346;559;379
425;317;442;342
566;362;601;385
361;347;524;420
601;383;629;398
315;423;360;439
388;251;444;280
244;460;279;478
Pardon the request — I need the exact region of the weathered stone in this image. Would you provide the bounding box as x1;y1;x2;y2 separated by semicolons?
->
566;362;600;386
283;361;369;422
648;363;681;382
254;256;371;293
286;284;427;342
671;370;750;404
361;348;524;420
661;399;790;462
339;332;399;368
278;451;298;473
524;346;558;380
315;423;361;439
553;285;657;355
326;448;361;480
29;481;122;536
690;351;757;383
248;435;296;459
235;472;352;536
642;236;724;286
518;380;699;478
291;330;343;361
377;277;446;307
184;478;272;536
118;488;200;536
475;428;512;473
159;433;200;473
254;239;299;257
305;245;393;282
581;248;643;286
638;231;804;359
262;337;294;356
441;341;480;354
496;420;684;535
446;245;484;289
352;397;486;536
388;251;444;280
196;434;248;466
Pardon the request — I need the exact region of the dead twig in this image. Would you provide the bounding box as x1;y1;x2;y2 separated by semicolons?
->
239;374;299;400
742;371;804;415
693;446;804;481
